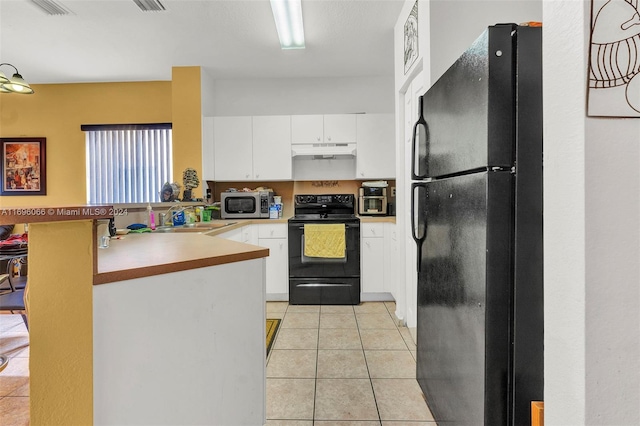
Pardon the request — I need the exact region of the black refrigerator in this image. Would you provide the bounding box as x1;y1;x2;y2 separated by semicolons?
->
411;24;543;425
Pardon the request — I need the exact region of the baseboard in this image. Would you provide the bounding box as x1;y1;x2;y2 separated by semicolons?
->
266;293;289;302
360;292;394;302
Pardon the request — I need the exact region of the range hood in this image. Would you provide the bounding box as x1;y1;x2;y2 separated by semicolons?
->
291;143;357;159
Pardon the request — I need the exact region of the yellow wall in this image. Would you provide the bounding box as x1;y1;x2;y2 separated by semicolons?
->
0;69;203;423
172;67;203;198
0;74;202;208
27;220;94;425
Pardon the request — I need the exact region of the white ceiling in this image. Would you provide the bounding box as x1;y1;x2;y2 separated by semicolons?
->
0;0;405;85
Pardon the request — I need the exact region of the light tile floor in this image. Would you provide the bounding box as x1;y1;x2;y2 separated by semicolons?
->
0;314;30;426
0;302;436;426
266;301;436;426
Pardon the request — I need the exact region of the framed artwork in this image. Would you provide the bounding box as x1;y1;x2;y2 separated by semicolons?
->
587;0;640;117
404;0;419;74
1;137;46;196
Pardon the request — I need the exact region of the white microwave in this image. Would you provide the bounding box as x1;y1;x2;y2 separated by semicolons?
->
221;191;274;219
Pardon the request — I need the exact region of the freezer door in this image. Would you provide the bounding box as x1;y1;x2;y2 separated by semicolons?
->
418;24;516;178
416;171;513;425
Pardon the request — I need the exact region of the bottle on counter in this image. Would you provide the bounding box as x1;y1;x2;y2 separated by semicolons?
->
147;204;156;230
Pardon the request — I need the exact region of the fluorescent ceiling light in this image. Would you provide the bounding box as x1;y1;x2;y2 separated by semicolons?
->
270;0;305;49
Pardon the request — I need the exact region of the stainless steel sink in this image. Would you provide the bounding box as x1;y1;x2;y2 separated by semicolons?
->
154;222;236;233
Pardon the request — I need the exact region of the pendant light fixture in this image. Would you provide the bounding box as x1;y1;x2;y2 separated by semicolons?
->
270;0;305;49
0;63;35;94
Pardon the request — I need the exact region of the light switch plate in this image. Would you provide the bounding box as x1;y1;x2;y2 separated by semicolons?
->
391;186;396;197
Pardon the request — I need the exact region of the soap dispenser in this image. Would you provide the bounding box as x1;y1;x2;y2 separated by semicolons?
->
147;204;156;230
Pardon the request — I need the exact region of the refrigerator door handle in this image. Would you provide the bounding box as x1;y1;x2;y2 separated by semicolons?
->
411;95;429;180
411;183;427;272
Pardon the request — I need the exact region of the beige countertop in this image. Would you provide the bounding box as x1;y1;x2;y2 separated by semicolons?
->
357;215;396;223
95;231;268;285
94;215;395;285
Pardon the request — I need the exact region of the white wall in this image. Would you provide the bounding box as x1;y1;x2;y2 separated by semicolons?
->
543;1;588;422
429;1;541;83
544;1;640;423
210;76;394;116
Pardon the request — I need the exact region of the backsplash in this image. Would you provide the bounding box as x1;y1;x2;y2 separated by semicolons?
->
208;179;396;219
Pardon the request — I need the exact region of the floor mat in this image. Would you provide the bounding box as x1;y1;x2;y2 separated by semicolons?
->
266;318;281;357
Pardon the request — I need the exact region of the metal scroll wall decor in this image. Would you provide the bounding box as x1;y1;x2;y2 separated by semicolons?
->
404;0;419;75
588;0;640;117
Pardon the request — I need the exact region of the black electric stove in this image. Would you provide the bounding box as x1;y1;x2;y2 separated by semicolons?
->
288;194;361;305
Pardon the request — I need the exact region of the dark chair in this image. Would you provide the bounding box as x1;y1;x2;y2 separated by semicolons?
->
0;258;28;329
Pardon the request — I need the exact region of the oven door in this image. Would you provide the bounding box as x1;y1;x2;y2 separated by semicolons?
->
288;219;361;305
288;219;360;278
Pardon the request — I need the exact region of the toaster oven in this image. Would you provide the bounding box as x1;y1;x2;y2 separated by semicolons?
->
358;187;387;215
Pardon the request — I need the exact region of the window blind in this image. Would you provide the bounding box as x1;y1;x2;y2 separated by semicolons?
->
85;126;172;204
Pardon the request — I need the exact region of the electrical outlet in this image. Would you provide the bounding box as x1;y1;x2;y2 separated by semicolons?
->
391;186;396;197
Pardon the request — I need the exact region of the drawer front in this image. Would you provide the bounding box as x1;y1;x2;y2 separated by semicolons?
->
258;223;288;239
361;223;384;238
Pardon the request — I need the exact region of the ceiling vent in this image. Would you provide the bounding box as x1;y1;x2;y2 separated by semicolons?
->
133;0;166;12
30;0;71;16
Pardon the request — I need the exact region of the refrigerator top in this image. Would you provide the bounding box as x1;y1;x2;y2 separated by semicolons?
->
412;24;542;180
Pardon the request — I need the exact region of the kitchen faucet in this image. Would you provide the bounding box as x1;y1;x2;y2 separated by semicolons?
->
161;203;185;226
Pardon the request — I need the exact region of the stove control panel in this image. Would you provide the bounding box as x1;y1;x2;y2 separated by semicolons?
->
295;194;354;205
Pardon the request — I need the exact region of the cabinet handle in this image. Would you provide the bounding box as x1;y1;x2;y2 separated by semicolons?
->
360;172;364;176
317;136;321;142
327;136;332;142
246;174;250;178
256;174;259;178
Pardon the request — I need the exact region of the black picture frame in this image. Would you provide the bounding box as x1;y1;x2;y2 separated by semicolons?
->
1;137;47;196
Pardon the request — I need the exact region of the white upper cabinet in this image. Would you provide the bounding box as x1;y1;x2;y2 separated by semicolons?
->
291;114;324;144
213;116;292;181
291;114;357;145
213;116;253;181
323;114;357;143
252;115;292;180
356;113;395;179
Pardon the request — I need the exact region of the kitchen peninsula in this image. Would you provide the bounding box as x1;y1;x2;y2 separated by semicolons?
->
0;210;269;426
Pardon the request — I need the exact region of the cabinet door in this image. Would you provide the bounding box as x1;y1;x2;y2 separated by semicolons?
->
362;237;385;293
291;115;323;144
324;114;356;143
241;225;258;245
213;116;253;180
383;223;397;296
217;227;243;242
259;238;289;295
356;113;395;179
252;116;292;180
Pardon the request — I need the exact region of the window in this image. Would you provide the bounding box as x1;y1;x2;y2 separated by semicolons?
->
83;123;172;204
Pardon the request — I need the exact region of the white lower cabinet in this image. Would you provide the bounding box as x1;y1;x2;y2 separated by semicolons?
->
361;222;396;299
217;227;243;242
361;223;385;294
383;222;397;297
217;225;257;244
258;223;289;300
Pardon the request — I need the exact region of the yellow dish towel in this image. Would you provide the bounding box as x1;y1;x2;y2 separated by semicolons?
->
304;223;346;258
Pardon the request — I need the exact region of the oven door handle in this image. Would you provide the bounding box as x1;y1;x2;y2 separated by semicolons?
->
297;225;356;230
296;283;354;287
